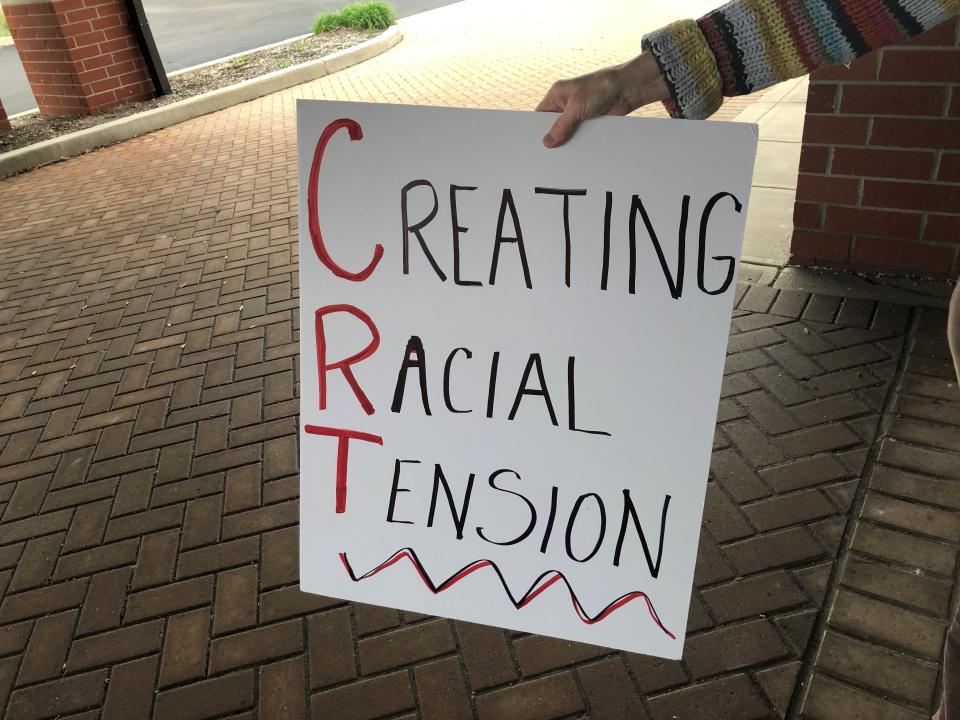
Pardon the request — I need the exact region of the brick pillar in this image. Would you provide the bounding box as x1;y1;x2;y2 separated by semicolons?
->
1;0;155;116
0;99;10;132
790;17;960;278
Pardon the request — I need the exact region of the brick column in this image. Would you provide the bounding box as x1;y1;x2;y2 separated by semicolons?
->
1;0;155;116
0;99;10;132
790;17;960;278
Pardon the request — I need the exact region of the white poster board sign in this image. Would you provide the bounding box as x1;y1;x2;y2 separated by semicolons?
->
297;100;757;659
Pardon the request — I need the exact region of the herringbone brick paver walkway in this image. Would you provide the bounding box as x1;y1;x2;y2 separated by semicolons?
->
0;1;958;718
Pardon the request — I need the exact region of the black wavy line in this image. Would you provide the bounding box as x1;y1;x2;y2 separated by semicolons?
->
340;546;675;637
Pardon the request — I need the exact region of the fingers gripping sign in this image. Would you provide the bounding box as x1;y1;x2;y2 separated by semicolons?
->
537;78;620;149
535;54;670;148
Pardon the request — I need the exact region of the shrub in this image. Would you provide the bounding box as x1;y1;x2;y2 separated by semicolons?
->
313;2;396;34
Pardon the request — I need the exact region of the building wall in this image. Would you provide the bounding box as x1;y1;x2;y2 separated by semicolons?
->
790;17;960;278
2;0;154;115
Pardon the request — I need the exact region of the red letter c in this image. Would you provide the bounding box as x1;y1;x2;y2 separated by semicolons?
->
307;118;384;281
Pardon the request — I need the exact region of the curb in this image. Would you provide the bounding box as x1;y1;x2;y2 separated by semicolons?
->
0;26;401;178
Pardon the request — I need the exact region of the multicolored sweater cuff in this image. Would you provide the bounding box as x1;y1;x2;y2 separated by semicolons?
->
641;20;725;120
643;0;960;120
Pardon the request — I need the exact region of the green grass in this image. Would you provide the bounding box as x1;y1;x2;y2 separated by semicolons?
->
230;54;252;69
0;11;10;38
313;2;395;33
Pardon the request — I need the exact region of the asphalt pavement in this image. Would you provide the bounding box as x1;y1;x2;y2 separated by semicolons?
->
0;0;460;115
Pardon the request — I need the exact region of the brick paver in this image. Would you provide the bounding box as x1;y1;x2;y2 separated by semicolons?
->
0;1;958;718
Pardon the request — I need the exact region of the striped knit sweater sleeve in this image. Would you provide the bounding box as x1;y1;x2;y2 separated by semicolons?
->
640;0;960;120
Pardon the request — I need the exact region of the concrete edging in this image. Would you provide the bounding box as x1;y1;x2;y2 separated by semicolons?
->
0;25;402;178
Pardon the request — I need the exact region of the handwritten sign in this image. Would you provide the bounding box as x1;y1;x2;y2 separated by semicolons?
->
297;100;757;659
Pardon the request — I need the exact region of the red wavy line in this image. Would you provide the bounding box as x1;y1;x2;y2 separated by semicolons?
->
339;548;675;639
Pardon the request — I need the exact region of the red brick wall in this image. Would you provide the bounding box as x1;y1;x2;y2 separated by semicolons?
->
2;0;154;115
0;99;10;132
790;17;960;278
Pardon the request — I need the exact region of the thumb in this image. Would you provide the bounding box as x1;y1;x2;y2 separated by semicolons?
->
543;104;582;148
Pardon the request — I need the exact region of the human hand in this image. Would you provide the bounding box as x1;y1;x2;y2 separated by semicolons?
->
536;53;670;148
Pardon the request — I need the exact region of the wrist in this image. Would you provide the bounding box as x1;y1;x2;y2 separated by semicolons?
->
615;53;670;111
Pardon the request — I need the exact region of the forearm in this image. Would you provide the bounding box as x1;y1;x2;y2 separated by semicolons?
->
611;54;671;112
949;283;960;383
643;0;960;119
